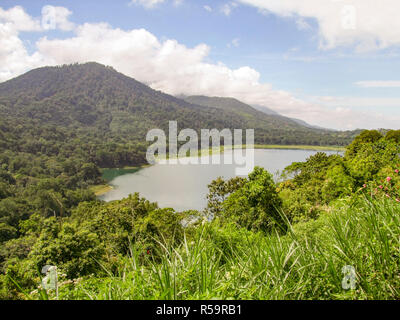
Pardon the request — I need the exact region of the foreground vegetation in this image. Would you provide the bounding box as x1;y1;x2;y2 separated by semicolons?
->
1;129;400;300
54;196;400;300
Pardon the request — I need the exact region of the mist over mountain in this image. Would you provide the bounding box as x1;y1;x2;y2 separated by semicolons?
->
182;95;343;136
250;104;280;116
250;104;330;130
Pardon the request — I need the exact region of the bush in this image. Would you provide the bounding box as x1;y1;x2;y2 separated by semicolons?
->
221;167;283;233
29;219;105;279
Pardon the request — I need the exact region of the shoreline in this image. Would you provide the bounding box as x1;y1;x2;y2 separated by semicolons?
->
155;144;345;160
255;145;344;151
250;144;344;152
93;164;152;196
94;145;344;198
90;184;114;197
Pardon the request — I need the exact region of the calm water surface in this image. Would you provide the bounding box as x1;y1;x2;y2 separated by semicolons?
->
100;149;341;211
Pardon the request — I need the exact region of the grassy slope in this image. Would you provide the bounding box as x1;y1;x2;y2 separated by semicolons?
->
89;185;113;196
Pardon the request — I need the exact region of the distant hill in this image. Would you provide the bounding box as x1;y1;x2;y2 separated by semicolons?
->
252;105;331;130
0;63;357;150
182;95;296;126
183;95;337;134
182;95;309;132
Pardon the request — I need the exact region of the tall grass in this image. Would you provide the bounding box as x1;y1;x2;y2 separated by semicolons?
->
57;196;400;300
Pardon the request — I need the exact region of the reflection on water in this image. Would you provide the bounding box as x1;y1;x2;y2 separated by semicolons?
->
100;149;341;211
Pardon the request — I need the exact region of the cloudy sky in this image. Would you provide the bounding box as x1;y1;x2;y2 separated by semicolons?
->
1;0;400;130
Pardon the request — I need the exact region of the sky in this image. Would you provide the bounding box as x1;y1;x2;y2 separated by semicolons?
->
1;0;400;130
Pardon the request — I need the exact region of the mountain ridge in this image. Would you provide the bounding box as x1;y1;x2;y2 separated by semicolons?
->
0;62;357;147
182;95;324;131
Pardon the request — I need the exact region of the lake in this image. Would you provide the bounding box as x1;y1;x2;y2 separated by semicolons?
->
99;149;341;211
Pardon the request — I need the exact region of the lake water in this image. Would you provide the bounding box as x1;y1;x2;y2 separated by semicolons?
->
99;149;341;211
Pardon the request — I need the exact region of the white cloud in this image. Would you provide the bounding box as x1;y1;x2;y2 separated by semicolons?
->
301;95;400;129
296;17;311;31
227;38;240;48
0;5;74;32
0;6;74;82
128;0;165;9
41;5;75;31
355;81;400;88
220;2;238;16
0;5;41;31
128;0;183;9
238;0;400;51
173;0;184;6
204;5;212;12
309;95;400;109
0;24;44;81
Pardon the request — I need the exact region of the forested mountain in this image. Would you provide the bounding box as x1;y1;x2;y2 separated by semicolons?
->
0;62;356;150
183;95;325;132
0;63;241;138
183;95;297;126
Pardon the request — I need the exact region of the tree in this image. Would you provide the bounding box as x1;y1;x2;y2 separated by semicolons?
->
345;130;383;158
135;208;186;249
72;193;159;255
221;167;283;233
321;164;354;202
79;163;101;184
206;176;246;219
346;139;400;183
0;223;17;243
29;218;104;279
385;130;400;143
0;182;12;200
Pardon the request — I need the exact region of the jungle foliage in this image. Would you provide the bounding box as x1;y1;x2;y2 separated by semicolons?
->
1;129;400;300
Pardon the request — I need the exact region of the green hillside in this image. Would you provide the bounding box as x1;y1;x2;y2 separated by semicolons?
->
0;63;356;150
183;95;302;128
